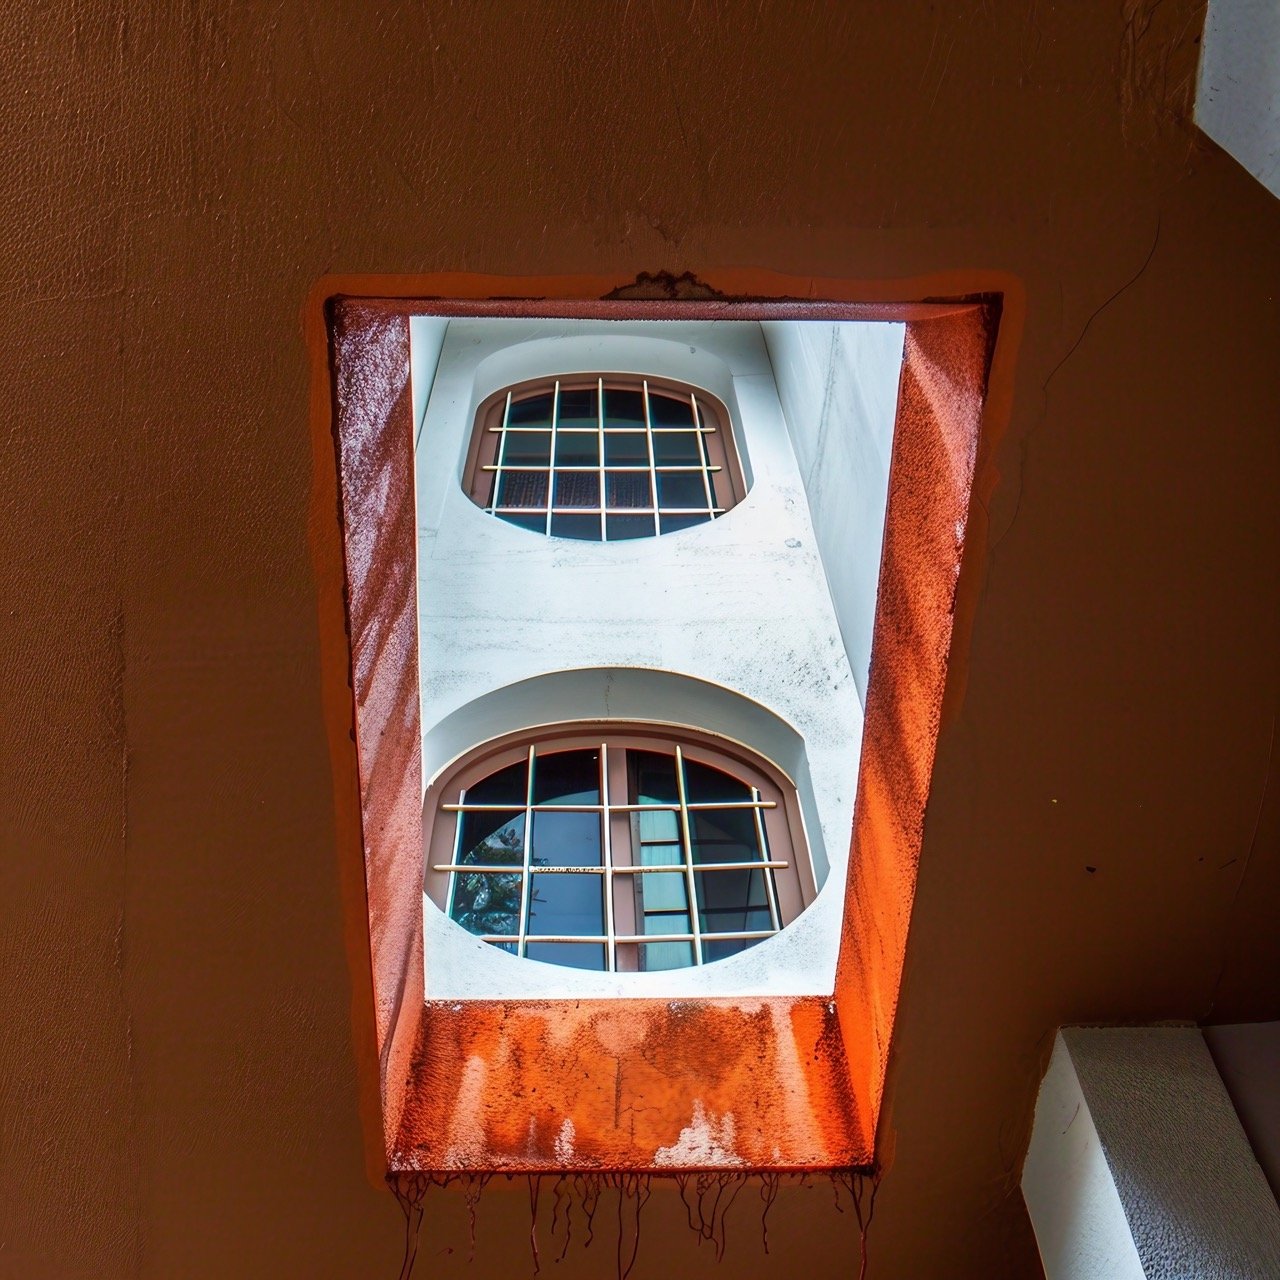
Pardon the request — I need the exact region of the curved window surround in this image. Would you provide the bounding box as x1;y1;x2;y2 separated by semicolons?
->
424;726;814;973
461;376;746;540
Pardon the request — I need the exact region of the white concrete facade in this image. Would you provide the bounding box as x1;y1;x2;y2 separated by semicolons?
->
1023;1027;1280;1280
411;317;904;1000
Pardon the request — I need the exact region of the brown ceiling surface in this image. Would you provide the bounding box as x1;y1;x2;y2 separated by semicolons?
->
3;3;1278;1277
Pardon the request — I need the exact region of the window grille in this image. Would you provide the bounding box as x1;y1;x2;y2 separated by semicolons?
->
427;731;811;973
464;377;745;540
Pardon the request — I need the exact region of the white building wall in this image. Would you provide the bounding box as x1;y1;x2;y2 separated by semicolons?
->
412;318;902;1000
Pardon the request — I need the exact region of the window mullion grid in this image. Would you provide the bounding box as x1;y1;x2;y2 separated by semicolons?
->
674;745;704;965
752;787;781;933
600;741;616;971
545;381;559;537
597;378;607;542
489;391;513;512
642;380;660;537
692;392;715;521
516;746;536;957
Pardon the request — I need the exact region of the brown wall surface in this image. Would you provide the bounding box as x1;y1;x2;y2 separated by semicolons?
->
3;3;1277;1277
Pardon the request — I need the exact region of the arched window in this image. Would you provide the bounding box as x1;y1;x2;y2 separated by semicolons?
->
462;376;746;540
424;725;814;973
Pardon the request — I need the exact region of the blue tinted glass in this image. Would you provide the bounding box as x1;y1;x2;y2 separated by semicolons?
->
502;431;551;465
656;471;706;509
449;872;521;937
658;513;709;534
603;388;645;428
683;759;753;804
550;513;600;540
554;432;599;466
553;473;600;508
557;388;596;425
508;394;553;427
525;942;607;971
605;514;653;540
497;512;545;533
605;472;651;509
648;393;695;428
533;750;600;804
527;872;604;936
531;812;602;868
458;811;524;865
497;470;548;508
695;869;770;934
702;936;765;963
652;432;702;465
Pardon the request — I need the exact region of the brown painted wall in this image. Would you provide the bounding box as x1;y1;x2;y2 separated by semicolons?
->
3;3;1277;1277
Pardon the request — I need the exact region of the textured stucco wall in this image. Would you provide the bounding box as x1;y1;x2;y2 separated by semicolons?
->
4;3;1279;1277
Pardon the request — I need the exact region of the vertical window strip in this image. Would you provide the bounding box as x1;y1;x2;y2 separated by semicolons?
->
489;391;513;512
516;745;536;956
752;787;782;932
673;745;705;966
597;379;607;541
600;742;616;970
545;381;560;537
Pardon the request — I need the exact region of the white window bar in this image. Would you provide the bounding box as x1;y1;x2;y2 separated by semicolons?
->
600;741;615;970
751;786;782;933
487;391;513;513
692;391;716;520
443;800;777;813
642;379;660;538
597;379;607;541
516;745;536;958
544;381;560;538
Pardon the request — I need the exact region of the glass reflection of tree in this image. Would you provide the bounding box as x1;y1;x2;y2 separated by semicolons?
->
452;825;523;936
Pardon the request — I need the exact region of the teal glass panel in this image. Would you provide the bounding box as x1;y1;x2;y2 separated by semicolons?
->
464;760;527;806
683;759;753;804
689;808;761;865
497;470;548;508
550;513;600;540
605;471;651;509
651;432;702;466
640;940;695;971
605;514;652;540
502;431;552;465
603;388;645;428
508;394;553;428
648;392;695;428
531;811;602;868
554;432;599;466
656;471;706;508
603;432;648;465
557;388;596;425
628;750;679;805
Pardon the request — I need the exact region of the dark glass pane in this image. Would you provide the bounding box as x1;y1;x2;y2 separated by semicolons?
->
554;432;599;467
656;471;707;509
603;431;649;465
628;750;679;805
557;387;597;425
458;811;524;865
497;470;548;508
464;760;527;806
695;869;771;934
508;393;553;428
648;392;695;428
605;471;651;509
690;808;761;865
525;942;607;971
527;872;604;936
502;430;552;465
659;513;709;534
603;388;645;429
497;512;546;534
533;749;600;805
640;941;695;971
605;514;654;541
550;513;601;540
531;812;602;868
449;872;521;937
702;936;765;963
553;472;600;508
652;432;702;466
683;759;753;805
